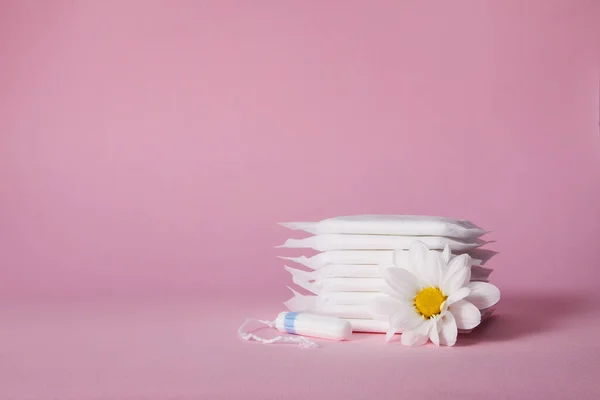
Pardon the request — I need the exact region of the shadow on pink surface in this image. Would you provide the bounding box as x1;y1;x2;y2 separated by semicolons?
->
458;292;591;346
467;248;499;265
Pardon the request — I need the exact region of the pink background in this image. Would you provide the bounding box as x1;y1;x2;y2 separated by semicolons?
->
1;1;599;399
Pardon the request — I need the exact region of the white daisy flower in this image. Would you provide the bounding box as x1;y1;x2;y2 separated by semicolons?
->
373;241;500;346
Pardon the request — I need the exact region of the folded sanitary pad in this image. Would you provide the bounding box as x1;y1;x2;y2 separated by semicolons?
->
278;234;485;251
279;249;483;270
293;276;388;293
280;215;487;239
284;264;382;280
285;264;492;290
284;288;378;319
284;289;497;323
345;307;496;334
310;291;386;305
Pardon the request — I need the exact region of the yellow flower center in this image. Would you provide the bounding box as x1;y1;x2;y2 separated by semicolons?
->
414;287;447;318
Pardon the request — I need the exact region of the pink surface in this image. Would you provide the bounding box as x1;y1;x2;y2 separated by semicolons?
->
2;292;600;399
1;1;599;399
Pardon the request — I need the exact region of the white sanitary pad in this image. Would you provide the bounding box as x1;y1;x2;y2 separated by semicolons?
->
280;249;483;270
284;264;382;280
284;288;378;319
316;291;387;305
280;215;487;239
293;276;388;293
286;265;492;290
277;234;485;251
345;318;390;333
284;289;497;325
287;300;373;319
345;307;496;333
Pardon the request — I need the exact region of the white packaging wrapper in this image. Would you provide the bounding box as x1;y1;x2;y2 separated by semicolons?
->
318;291;387;305
345;307;496;333
284;287;377;319
284;264;381;280
286;265;493;292
279;250;483;270
283;262;492;282
293;276;388;293
287;300;373;319
283;290;497;334
279;215;487;240
277;234;485;252
284;287;496;320
345;319;390;333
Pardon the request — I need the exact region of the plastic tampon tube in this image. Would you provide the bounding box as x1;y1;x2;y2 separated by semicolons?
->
274;312;352;341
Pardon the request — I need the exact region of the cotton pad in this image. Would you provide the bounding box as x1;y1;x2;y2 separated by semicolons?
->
280;250;483;270
277;234;485;251
280;215;487;239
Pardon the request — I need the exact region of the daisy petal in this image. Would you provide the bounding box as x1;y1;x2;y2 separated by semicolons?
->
446;286;471;306
400;322;430;347
370;295;405;320
438;312;458;346
450;299;481;330
441;261;471;294
378;264;392;275
401;330;428;346
467;282;501;310
381;266;419;302
385;328;397;342
420;250;445;288
430;319;440;346
389;307;424;331
409;240;429;274
442;244;451;263
445;253;470;277
440;300;449;314
393;249;414;274
377;264;399;286
380;282;404;299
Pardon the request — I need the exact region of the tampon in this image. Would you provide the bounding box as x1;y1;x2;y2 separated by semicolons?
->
275;311;352;341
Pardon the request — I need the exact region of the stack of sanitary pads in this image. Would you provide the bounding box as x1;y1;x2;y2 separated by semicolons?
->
277;215;495;333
